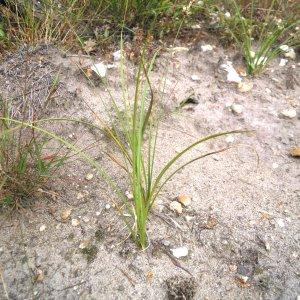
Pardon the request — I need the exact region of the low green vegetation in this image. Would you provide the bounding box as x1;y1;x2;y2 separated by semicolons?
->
203;0;299;74
0;96;68;211
87;56;244;248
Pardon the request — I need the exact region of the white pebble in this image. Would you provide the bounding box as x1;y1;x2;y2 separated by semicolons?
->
71;219;80;227
39;225;46;232
276;219;285;228
105;204;111;210
191;74;200;81
169;201;183;214
281;109;297;119
113;50;122;61
231;103;243;114
225;135;235;143
171;246;189;258
221;61;242;83
272;162;279;169
91;62;107;78
279;58;287;67
201;44;213;52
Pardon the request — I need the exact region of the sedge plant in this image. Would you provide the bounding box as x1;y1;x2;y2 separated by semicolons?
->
223;0;299;75
87;54;246;249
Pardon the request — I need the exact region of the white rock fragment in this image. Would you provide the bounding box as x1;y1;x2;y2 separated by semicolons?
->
191;24;201;29
170;201;183;214
71;219;80;227
113;50;122;61
201;44;213;52
265;88;271;94
279;58;287;67
279;45;296;60
231;103;243;114
105;204;111;210
281;109;297;119
279;44;290;52
39;225;46;232
284;49;296;60
191;74;200;81
61;209;72;220
85;173;93;181
79;240;89;249
238;275;249;283
76;192;84;200
125;190;134;200
224;11;231;18
177;194;192;207
95;211;101;216
238;82;253;93
171;246;189;258
162;240;171;247
276;218;285;228
185;215;194;222
272;162;279;169
82;216;90;223
225;135;235;143
221;61;242;83
91;62;107;78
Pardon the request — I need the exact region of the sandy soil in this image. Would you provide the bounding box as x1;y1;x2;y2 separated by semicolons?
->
0;43;299;300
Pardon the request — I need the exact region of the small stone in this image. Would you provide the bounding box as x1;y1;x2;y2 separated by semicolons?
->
61;209;72;221
231;103;243;114
71;219;80;227
225;135;235;143
276;219;285;228
85;173;93;181
284;49;296;60
82;216;90;223
221;61;242;83
229;264;237;272
113;50;122;61
105;204;111;210
177;194;192;207
265;242;271;252
91;62;107;78
279;44;290;52
95;211;101;216
79;240;90;249
265;88;271;94
76;192;84;200
201;44;213;52
279;58;287;67
125;191;133;200
171;246;189;258
185;215;194;222
224;11;231;18
39;225;46;232
191;75;200;81
280;109;297;119
170;201;183;214
162;240;171;247
36;269;44;282
238;82;253;93
290;147;300;157
272;162;279;169
237;275;249;284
